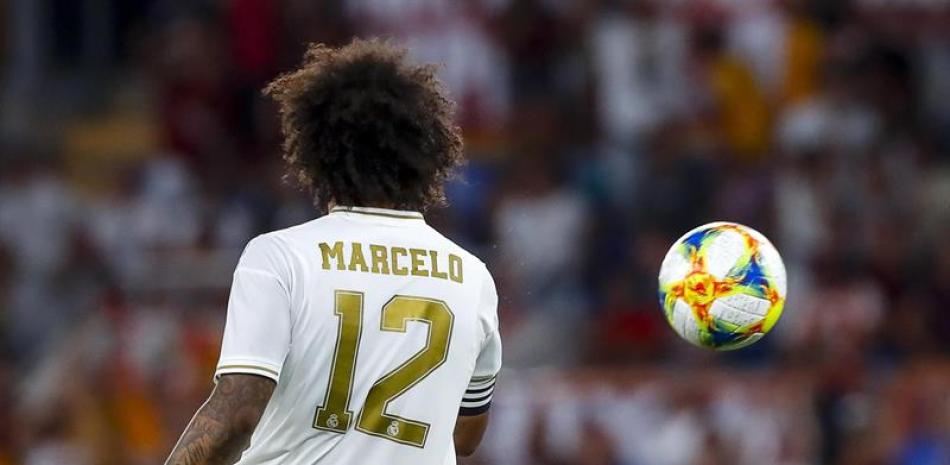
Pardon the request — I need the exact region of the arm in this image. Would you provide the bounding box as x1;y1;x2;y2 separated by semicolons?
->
455;266;502;457
165;374;275;465
454;411;490;457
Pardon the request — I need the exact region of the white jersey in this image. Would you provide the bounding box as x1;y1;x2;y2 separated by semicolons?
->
214;206;502;465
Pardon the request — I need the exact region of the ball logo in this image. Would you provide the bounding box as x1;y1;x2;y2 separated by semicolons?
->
684;271;716;306
326;414;339;429
387;421;400;437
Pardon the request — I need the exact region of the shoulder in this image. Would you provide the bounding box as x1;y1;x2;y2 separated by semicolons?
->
234;235;291;291
238;219;321;279
239;215;346;273
240;231;292;266
423;225;496;285
422;225;497;299
423;225;490;272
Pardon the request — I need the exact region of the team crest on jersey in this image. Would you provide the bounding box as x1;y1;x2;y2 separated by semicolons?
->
387;421;400;437
326;414;339;429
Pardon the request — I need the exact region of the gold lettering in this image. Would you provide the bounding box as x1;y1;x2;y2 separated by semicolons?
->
348;242;369;272
409;248;429;277
448;254;463;283
323;242;464;283
429;250;448;280
370;244;390;274
391;247;409;276
320;242;346;270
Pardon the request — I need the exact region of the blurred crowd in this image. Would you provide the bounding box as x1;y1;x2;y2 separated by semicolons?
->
1;0;949;464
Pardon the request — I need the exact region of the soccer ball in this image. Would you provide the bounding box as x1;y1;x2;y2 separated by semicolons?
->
658;222;787;350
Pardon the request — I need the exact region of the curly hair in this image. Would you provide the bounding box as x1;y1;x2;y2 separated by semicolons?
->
264;39;464;212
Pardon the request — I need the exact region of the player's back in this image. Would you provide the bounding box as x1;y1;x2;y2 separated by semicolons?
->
215;206;501;465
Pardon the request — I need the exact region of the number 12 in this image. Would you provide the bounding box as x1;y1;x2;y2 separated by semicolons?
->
313;290;454;448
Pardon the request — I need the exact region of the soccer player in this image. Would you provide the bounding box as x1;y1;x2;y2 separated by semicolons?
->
164;40;501;465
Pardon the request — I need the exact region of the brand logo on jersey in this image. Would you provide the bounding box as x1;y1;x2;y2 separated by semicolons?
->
319;241;464;283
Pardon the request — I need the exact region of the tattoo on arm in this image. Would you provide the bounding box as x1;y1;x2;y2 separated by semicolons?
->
165;374;276;465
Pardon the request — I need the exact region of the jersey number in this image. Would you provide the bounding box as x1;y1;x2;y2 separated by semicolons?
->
313;290;454;448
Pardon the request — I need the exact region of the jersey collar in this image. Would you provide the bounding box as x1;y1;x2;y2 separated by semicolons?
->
329;206;425;221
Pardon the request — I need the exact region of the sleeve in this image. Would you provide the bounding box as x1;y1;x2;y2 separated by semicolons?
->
214;235;293;383
460;267;502;416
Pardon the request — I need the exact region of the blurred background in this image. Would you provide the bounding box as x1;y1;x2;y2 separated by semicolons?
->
1;0;949;464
